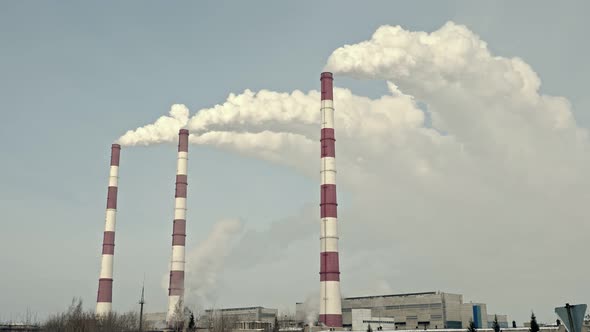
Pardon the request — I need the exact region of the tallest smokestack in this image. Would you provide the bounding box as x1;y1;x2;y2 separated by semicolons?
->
96;144;121;315
319;72;343;327
166;129;189;323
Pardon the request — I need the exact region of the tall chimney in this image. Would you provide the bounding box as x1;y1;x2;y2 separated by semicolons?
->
96;144;121;315
166;129;189;323
319;72;342;327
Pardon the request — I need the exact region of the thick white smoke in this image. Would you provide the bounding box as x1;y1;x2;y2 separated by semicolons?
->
161;219;243;306
118;104;190;146
122;22;589;321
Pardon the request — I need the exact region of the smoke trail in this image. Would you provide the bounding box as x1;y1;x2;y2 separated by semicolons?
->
186;219;242;304
298;293;319;326
118;104;190;146
170;219;243;306
117;86;427;186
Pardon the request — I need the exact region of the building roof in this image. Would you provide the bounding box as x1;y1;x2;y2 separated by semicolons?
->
344;292;438;300
205;306;266;312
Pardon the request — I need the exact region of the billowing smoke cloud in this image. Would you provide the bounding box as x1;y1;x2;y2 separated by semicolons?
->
117;86;427;186
122;22;589;321
118;104;190;146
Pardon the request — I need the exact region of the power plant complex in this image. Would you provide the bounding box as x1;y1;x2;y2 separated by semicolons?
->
94;73;345;328
91;74;548;332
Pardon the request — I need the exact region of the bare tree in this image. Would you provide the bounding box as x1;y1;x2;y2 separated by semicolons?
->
43;298;138;332
169;300;186;332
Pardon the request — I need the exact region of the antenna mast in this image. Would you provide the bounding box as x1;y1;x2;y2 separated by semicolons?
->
139;279;145;332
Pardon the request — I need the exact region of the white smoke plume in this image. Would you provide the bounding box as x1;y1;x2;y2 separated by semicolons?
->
118;104;190;146
184;219;243;305
299;293;319;326
122;22;589;320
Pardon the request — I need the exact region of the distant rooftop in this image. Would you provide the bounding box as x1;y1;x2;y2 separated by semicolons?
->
205;306;267;312
320;328;560;332
344;291;438;300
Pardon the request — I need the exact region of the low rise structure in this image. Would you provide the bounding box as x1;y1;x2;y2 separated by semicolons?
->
296;291;508;330
145;306;278;332
351;309;396;331
200;306;278;332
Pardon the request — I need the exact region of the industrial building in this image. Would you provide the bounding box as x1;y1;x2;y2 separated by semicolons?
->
296;291;508;330
351;309;396;331
197;307;278;332
202;306;278;326
336;327;565;332
143;306;279;332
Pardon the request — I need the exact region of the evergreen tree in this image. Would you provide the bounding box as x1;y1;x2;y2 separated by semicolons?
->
467;319;477;332
493;315;501;332
530;313;540;332
188;313;196;330
512;321;517;328
367;323;373;332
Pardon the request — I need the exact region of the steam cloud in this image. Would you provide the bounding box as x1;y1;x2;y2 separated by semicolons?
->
124;22;589;320
184;219;242;305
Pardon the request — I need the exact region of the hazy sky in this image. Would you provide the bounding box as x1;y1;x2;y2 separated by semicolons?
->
1;1;589;325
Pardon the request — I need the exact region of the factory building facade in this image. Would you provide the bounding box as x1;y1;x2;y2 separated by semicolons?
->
341;292;464;329
200;306;279;331
145;306;279;331
203;306;278;324
351;309;396;331
297;291;507;330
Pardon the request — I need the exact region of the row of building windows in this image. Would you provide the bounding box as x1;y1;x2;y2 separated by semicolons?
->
384;303;443;310
344;303;443;311
344;309;443;321
363;320;396;324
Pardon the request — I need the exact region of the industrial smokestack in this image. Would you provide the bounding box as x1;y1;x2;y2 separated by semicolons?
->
319;72;342;327
96;144;121;315
166;129;189;323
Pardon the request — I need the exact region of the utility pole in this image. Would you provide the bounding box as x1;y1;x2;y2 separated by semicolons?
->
139;281;146;332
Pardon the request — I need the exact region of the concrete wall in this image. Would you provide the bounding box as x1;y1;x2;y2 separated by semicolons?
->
351;309;396;331
442;293;463;327
461;304;473;328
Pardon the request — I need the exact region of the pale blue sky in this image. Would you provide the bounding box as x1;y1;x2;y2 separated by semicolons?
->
0;1;588;323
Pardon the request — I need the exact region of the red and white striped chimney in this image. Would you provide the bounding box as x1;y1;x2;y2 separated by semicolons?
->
166;129;189;323
319;72;342;327
96;144;121;315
